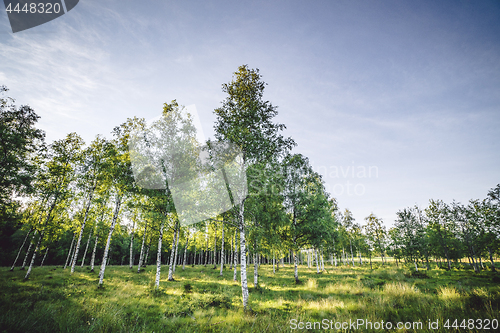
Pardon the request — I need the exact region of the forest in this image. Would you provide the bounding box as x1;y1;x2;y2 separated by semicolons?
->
1;65;499;332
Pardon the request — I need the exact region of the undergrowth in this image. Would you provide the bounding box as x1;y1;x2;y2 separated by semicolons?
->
1;262;498;332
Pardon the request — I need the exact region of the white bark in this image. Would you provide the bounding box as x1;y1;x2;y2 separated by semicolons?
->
64;233;75;270
204;222;209;266
98;195;122;287
229;231;233;269
137;221;147;273
81;226;93;267
182;232;189;270
167;222;177;281
71;189;95;273
253;253;258;287
25;198;57;280
233;230;237;281
10;227;32;271
193;244;197;265
315;249;320;273
155;220;165;289
90;234;98;272
294;250;299;283
350;239;355;266
144;242;150;267
40;248;49;267
273;253;275;274
129;219;136;269
24;231;44;279
173;223;180;273
21;231;37;270
238;201;249;309
213;223;217;268
220;222;225;276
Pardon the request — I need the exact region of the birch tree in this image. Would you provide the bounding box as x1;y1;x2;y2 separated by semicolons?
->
98;118;141;287
364;214;387;266
25;133;83;279
281;154;333;283
71;137;111;273
213;65;295;309
426;199;453;270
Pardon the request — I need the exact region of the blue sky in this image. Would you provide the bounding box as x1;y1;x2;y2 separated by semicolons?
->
1;0;499;227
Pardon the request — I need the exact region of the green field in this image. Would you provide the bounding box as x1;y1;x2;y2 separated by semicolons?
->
1;262;499;333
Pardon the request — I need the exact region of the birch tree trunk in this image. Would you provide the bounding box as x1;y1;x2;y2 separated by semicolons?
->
315;249;320;273
137;221;147;273
71;189;95;273
253;252;259;287
488;247;496;272
193;244;197;265
233;230;238;281
273;253;275;274
90;234;98;272
213;223;217;269
98;195;122;287
350;240;355;266
10;227;32;271
25;198;58;280
129;219;136;269
182;232;189;270
81;226;93;267
64;234;75;270
40;248;49;267
144;240;150;267
294;249;299;283
91;207;104;272
219;222;224;276
155;220;165;289
172;223;180;274
21;231;37;270
167;221;177;281
24;230;44;279
239;225;249;308
238;202;249;309
321;249;324;271
229;232;233;269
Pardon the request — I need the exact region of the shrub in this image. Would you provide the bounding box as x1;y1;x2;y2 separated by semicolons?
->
183;283;193;294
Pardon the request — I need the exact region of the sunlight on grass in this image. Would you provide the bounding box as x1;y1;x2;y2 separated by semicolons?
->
305;278;317;290
1;263;499;332
438;286;461;305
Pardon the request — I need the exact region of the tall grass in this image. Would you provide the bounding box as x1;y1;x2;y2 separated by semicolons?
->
1;263;498;332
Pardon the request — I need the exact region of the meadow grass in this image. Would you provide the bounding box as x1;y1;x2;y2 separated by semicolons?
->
1;262;499;332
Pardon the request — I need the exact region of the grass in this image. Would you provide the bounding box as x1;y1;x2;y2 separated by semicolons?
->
1;262;499;332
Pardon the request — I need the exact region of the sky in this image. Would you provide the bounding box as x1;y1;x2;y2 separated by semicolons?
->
1;0;499;227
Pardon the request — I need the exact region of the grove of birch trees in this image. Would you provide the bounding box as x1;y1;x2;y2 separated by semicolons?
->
1;67;499;310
